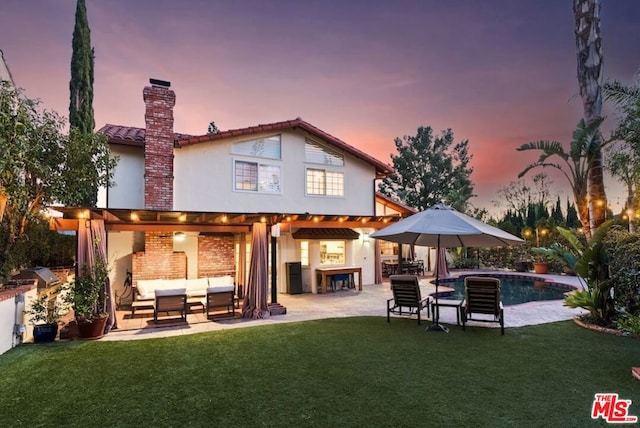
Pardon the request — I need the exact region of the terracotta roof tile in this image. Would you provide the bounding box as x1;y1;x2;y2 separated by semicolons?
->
375;192;417;214
98;124;192;147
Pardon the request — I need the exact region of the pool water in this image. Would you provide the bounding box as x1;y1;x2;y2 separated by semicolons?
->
433;276;570;306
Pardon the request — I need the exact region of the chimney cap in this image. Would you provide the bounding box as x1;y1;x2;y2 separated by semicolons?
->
149;78;171;88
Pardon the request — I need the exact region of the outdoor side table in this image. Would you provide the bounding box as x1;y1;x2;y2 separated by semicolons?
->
431;299;462;326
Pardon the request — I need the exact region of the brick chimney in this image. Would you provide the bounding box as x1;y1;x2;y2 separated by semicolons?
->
143;78;175;210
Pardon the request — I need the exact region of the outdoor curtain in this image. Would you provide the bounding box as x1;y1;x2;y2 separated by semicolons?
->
436;247;450;279
374;239;382;284
77;218;117;332
242;222;270;319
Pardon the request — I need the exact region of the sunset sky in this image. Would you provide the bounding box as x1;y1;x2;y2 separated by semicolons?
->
2;0;639;213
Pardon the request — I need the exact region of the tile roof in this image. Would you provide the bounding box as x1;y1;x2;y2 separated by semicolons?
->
97;124;192;147
99;118;393;177
375;192;417;215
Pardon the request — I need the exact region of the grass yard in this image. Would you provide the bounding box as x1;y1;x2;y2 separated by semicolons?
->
0;318;638;427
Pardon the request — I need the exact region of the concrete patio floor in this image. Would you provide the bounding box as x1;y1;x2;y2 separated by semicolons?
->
100;271;586;341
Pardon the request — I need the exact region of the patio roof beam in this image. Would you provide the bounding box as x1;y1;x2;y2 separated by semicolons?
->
107;224;250;233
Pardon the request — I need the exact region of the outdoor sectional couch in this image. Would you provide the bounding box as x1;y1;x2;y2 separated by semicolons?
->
131;275;237;318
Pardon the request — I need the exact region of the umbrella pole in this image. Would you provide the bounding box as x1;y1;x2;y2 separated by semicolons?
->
427;236;449;333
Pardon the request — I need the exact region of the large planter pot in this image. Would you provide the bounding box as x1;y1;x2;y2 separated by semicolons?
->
77;315;109;339
33;323;58;343
533;262;549;274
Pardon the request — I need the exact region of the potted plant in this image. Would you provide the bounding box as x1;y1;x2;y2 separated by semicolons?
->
25;294;64;343
65;250;110;339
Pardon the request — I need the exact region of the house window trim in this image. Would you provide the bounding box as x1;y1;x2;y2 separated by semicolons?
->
304;139;345;166
233;158;282;194
305;167;345;198
231;134;282;160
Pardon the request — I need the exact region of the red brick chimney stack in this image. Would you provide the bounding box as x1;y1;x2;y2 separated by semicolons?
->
143;78;175;210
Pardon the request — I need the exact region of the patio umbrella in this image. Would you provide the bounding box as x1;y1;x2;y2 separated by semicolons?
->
371;204;523;332
242;222;270;319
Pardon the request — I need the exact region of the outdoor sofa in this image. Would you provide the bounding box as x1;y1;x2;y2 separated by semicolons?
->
131;275;237;317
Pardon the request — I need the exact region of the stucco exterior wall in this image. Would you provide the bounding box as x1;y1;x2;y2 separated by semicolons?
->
0;286;36;354
108;145;144;209
274;226;378;295
173;130;376;215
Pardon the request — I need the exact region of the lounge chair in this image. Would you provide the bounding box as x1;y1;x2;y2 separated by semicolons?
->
153;288;188;322
387;275;431;325
461;276;504;335
203;286;237;319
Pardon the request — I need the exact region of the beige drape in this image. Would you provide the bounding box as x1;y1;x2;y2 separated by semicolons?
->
77;218;117;331
241;223;270;319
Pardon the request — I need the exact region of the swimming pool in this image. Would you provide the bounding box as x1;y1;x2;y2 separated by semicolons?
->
432;275;573;306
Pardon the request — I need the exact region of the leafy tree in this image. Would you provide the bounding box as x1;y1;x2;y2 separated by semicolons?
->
378;126;474;211
68;0;102;207
606;147;640;211
573;0;608;233
551;196;565;224
516;118;605;238
566;199;581;228
0;81;115;277
60;128;116;208
493;173;553;227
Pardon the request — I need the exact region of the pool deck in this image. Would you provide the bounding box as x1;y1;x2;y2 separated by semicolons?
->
100;270;586;341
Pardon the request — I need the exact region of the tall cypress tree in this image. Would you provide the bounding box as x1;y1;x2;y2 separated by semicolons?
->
69;0;94;134
65;0;107;207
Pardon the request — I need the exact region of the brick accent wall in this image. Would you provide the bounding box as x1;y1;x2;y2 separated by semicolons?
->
132;232;186;285
198;235;236;277
143;81;176;210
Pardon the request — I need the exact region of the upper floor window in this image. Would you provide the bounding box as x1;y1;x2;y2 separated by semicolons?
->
232;135;281;160
306;168;344;196
234;160;281;193
305;140;344;166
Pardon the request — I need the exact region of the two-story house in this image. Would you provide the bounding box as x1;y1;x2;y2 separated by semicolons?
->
54;79;412;306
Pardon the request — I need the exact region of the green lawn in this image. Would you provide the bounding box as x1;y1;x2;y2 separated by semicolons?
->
0;318;638;427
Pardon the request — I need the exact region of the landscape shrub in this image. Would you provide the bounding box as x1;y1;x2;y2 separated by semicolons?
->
604;229;640;316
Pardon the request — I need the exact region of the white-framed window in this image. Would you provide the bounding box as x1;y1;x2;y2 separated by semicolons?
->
320;240;346;265
232;135;281;159
305;140;344;166
234;160;281;193
306;168;344;196
300;241;309;267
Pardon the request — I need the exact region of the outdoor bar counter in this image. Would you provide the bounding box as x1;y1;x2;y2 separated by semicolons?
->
315;266;362;294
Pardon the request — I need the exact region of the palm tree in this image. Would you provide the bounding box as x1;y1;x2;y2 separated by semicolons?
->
573;0;607;236
604;77;640;107
604;75;640;153
516;118;604;239
604;74;640;224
